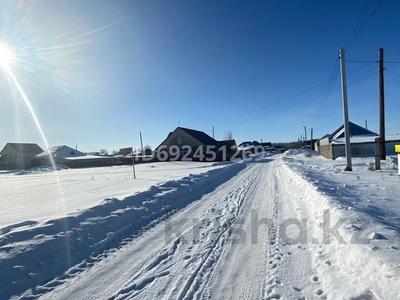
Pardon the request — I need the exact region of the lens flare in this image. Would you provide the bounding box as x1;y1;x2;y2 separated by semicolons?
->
0;39;72;266
0;42;15;68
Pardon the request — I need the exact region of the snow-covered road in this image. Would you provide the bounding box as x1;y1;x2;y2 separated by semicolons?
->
2;153;400;299
39;158;270;300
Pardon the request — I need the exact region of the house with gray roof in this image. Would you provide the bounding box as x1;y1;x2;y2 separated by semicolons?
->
156;127;236;161
0;143;43;169
316;122;400;159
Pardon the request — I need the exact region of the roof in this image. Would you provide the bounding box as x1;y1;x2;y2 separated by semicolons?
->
332;135;400;145
319;134;330;140
330;122;377;140
1;143;43;155
35;145;84;159
157;127;236;150
178;127;218;145
238;141;261;147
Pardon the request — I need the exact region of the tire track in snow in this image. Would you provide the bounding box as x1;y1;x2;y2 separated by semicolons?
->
108;238;182;299
108;163;264;300
234;164;276;300
195;160;275;300
2;162;246;300
260;167;283;300
180;164;264;300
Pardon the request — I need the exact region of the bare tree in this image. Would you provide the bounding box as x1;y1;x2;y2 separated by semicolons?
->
224;130;234;140
99;149;108;156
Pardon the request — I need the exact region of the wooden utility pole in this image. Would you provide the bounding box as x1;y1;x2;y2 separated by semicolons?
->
139;131;144;154
375;137;381;170
378;48;386;160
339;49;352;171
131;146;136;179
310;128;314;150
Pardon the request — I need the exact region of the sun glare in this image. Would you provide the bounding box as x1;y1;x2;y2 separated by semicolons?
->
0;42;15;68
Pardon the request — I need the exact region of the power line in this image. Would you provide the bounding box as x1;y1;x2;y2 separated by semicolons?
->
346;60;377;63
346;60;400;64
311;0;383;134
347;0;384;49
351;0;376;36
320;59;340;106
312;58;340;126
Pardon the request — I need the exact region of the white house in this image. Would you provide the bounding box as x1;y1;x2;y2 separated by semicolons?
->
33;145;85;166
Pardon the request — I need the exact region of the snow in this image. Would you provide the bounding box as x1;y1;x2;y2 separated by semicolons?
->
0;160;244;299
281;149;400;299
0;161;224;227
65;155;111;160
1;152;400;299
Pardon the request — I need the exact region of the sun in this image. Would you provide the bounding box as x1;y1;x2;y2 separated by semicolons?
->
0;42;15;68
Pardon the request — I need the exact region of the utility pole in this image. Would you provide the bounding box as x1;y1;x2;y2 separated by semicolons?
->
378;48;386;160
302;125;307;145
131;146;136;179
365;120;368;130
212;125;215;139
310;128;314;150
139;131;144;154
339;48;352;171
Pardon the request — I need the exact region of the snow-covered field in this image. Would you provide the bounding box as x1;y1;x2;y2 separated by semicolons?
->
0;161;225;227
1;152;400;299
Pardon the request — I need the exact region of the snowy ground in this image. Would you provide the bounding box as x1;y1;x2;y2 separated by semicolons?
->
0;161;224;227
280;150;400;299
1;152;400;299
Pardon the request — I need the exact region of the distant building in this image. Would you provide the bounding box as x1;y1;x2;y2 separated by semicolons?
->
118;147;133;156
0;143;43;169
156;127;236;161
238;141;272;150
33;145;85;166
261;142;272;148
237;140;272;152
118;146;153;157
316;122;400;159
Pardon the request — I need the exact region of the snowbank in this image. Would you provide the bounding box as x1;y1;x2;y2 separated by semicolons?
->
0;161;246;299
0;162;224;227
283;148;320;158
281;153;400;299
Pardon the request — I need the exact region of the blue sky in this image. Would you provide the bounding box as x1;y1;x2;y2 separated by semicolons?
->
0;0;400;152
